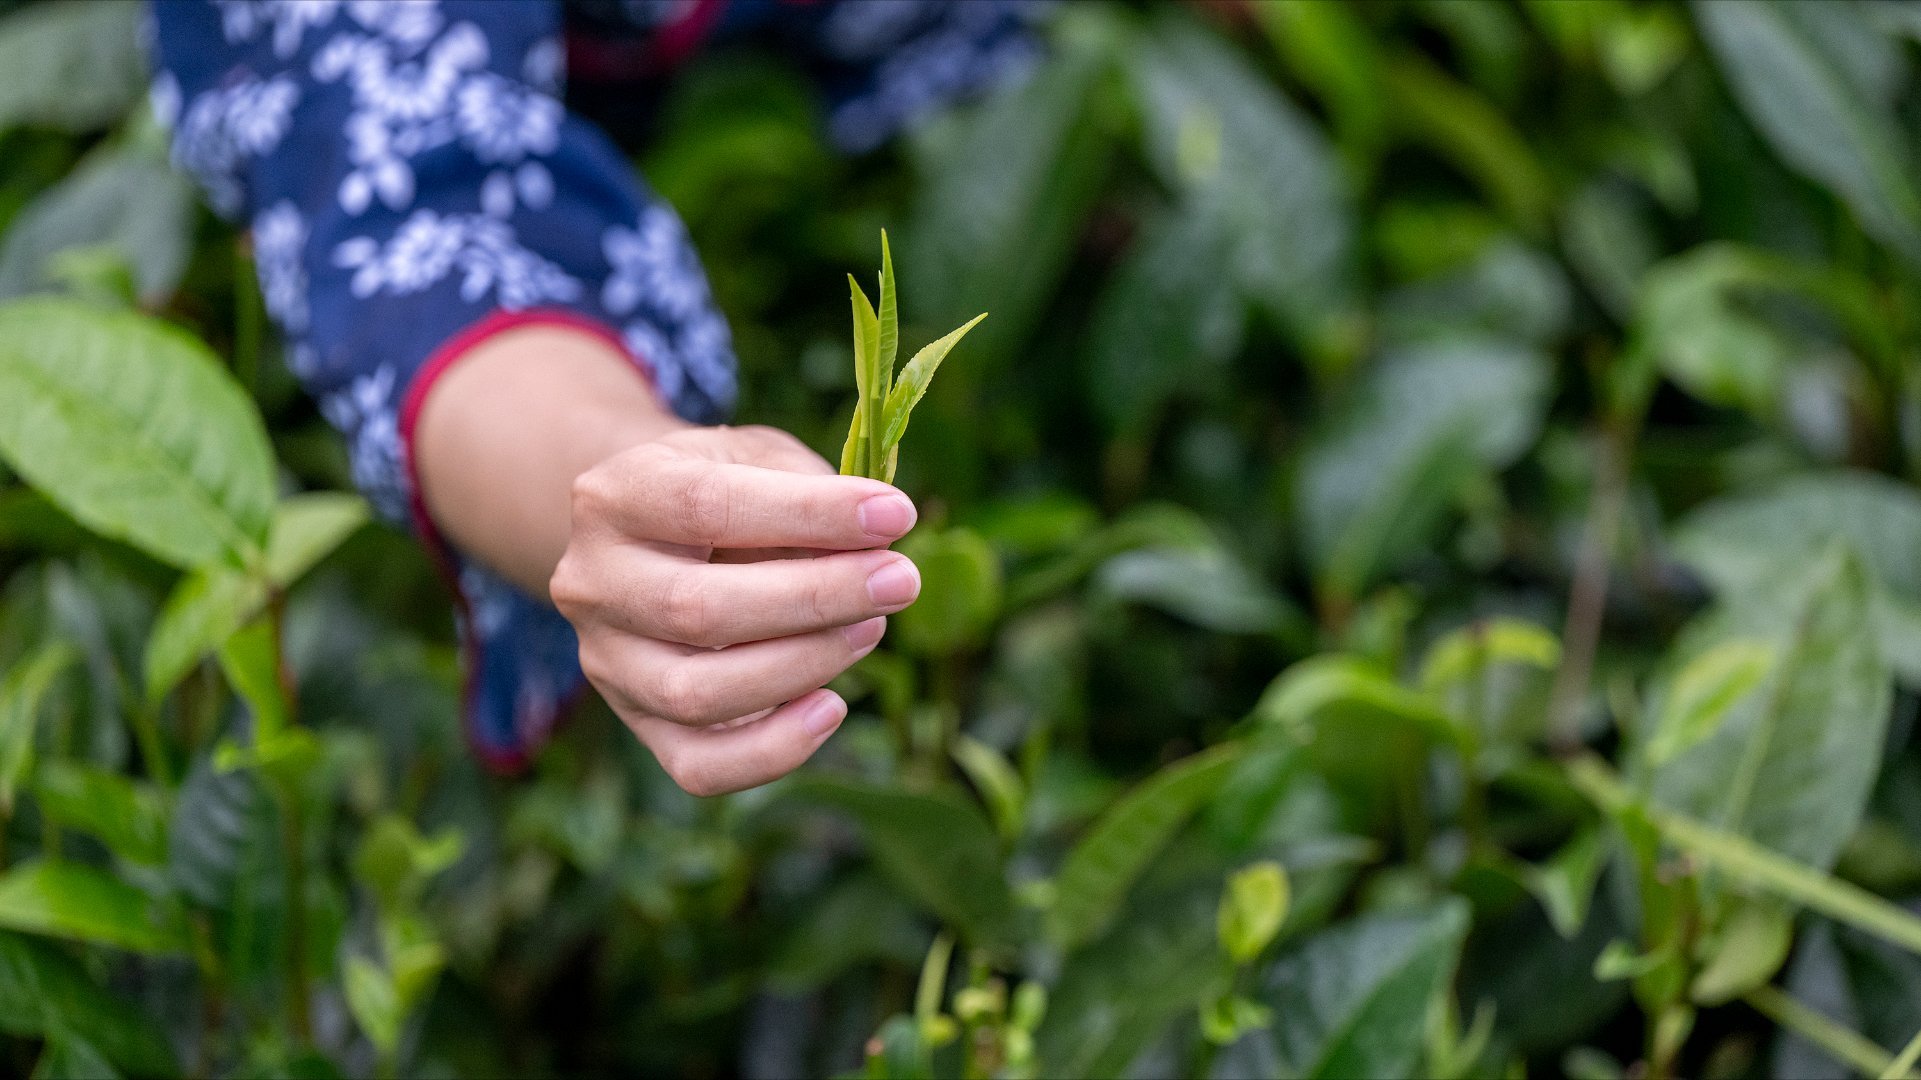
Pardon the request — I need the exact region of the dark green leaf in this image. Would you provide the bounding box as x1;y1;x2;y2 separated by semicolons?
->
785;777;1014;945
893;527;1001;658
1257;901;1471;1079
1695;0;1921;266
1049;741;1250;950
0;931;175;1075
1295;339;1550;606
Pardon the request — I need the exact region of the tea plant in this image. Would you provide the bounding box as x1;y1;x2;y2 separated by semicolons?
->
2;1;1921;1077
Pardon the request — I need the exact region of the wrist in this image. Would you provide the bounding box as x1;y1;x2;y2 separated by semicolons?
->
413;319;690;595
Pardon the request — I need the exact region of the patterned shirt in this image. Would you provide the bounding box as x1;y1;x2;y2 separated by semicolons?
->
148;0;1040;769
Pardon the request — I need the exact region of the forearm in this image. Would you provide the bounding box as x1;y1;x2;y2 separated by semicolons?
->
413;325;689;597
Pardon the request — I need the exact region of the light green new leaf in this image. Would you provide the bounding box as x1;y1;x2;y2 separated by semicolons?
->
1649;547;1890;871
143;569;264;706
0;298;277;570
1646;639;1776;765
879;313;987;457
0;642;75;816
1218;862;1290;965
1048;741;1250;950
145;492;366;705
878;231;899;381
786;777;1016;945
265;492;370;586
1258;900;1471;1079
217;618;290;742
345;954;401;1055
952;735;1025;843
839;398;865;477
1255;655;1461;750
1691;901;1793;1006
1527;827;1608;939
32;763;168;867
0;860;187;955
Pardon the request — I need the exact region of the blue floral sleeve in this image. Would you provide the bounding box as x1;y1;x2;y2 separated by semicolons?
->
150;0;737;769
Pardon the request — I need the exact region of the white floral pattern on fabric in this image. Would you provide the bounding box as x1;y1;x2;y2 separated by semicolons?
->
318;366;409;522
171;75;301;215
253;201;310;333
333;209;583;307
600;206;710;322
314;13;563;218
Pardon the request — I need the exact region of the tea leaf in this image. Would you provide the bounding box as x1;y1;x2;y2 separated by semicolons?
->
0;298;276;570
1647;639;1776;765
0;642;75;816
1649;547;1890;870
0;1;144;134
1218;862;1290;964
786;777;1015;945
849;276;882;477
878;231;899;383
1049;741;1250;950
0;931;175;1075
33;762;168;867
879;313;987;458
143;569;264;707
0;860;187;955
1255;901;1471;1079
0;150;195;307
1695;0;1921;267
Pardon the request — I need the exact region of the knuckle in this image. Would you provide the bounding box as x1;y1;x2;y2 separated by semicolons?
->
677;468;733;545
656;746;725;798
793;570;837;629
570;466;616;521
548;554;591;616
655;663;722;726
657;571;717;644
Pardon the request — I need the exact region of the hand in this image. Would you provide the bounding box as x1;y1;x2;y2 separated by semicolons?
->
550;424;921;796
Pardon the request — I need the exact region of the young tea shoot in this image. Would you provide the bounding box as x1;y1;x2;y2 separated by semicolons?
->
840;231;987;483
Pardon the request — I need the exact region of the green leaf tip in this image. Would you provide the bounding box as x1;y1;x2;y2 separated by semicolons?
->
838;233;986;482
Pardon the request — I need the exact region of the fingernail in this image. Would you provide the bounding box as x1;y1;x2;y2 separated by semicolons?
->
842;616;886;654
802;693;845;738
857;493;916;538
866;557;921;609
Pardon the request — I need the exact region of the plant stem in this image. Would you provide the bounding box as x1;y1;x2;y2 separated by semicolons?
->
1883;1024;1921;1080
278;783;313;1045
1746;985;1893;1077
1547;420;1630;751
1569;757;1921;955
128;700;176;790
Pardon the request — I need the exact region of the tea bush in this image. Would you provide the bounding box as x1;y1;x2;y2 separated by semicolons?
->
4;1;1921;1077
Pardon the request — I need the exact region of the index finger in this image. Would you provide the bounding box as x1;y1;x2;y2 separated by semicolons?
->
579;450;917;550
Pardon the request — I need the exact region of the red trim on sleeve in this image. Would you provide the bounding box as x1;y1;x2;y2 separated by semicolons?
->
395;307;656;775
656;0;727;68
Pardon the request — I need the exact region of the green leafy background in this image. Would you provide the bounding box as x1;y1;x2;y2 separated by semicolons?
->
4;0;1921;1077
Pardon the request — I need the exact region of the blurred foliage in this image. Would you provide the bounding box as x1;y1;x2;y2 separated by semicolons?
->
5;0;1921;1076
